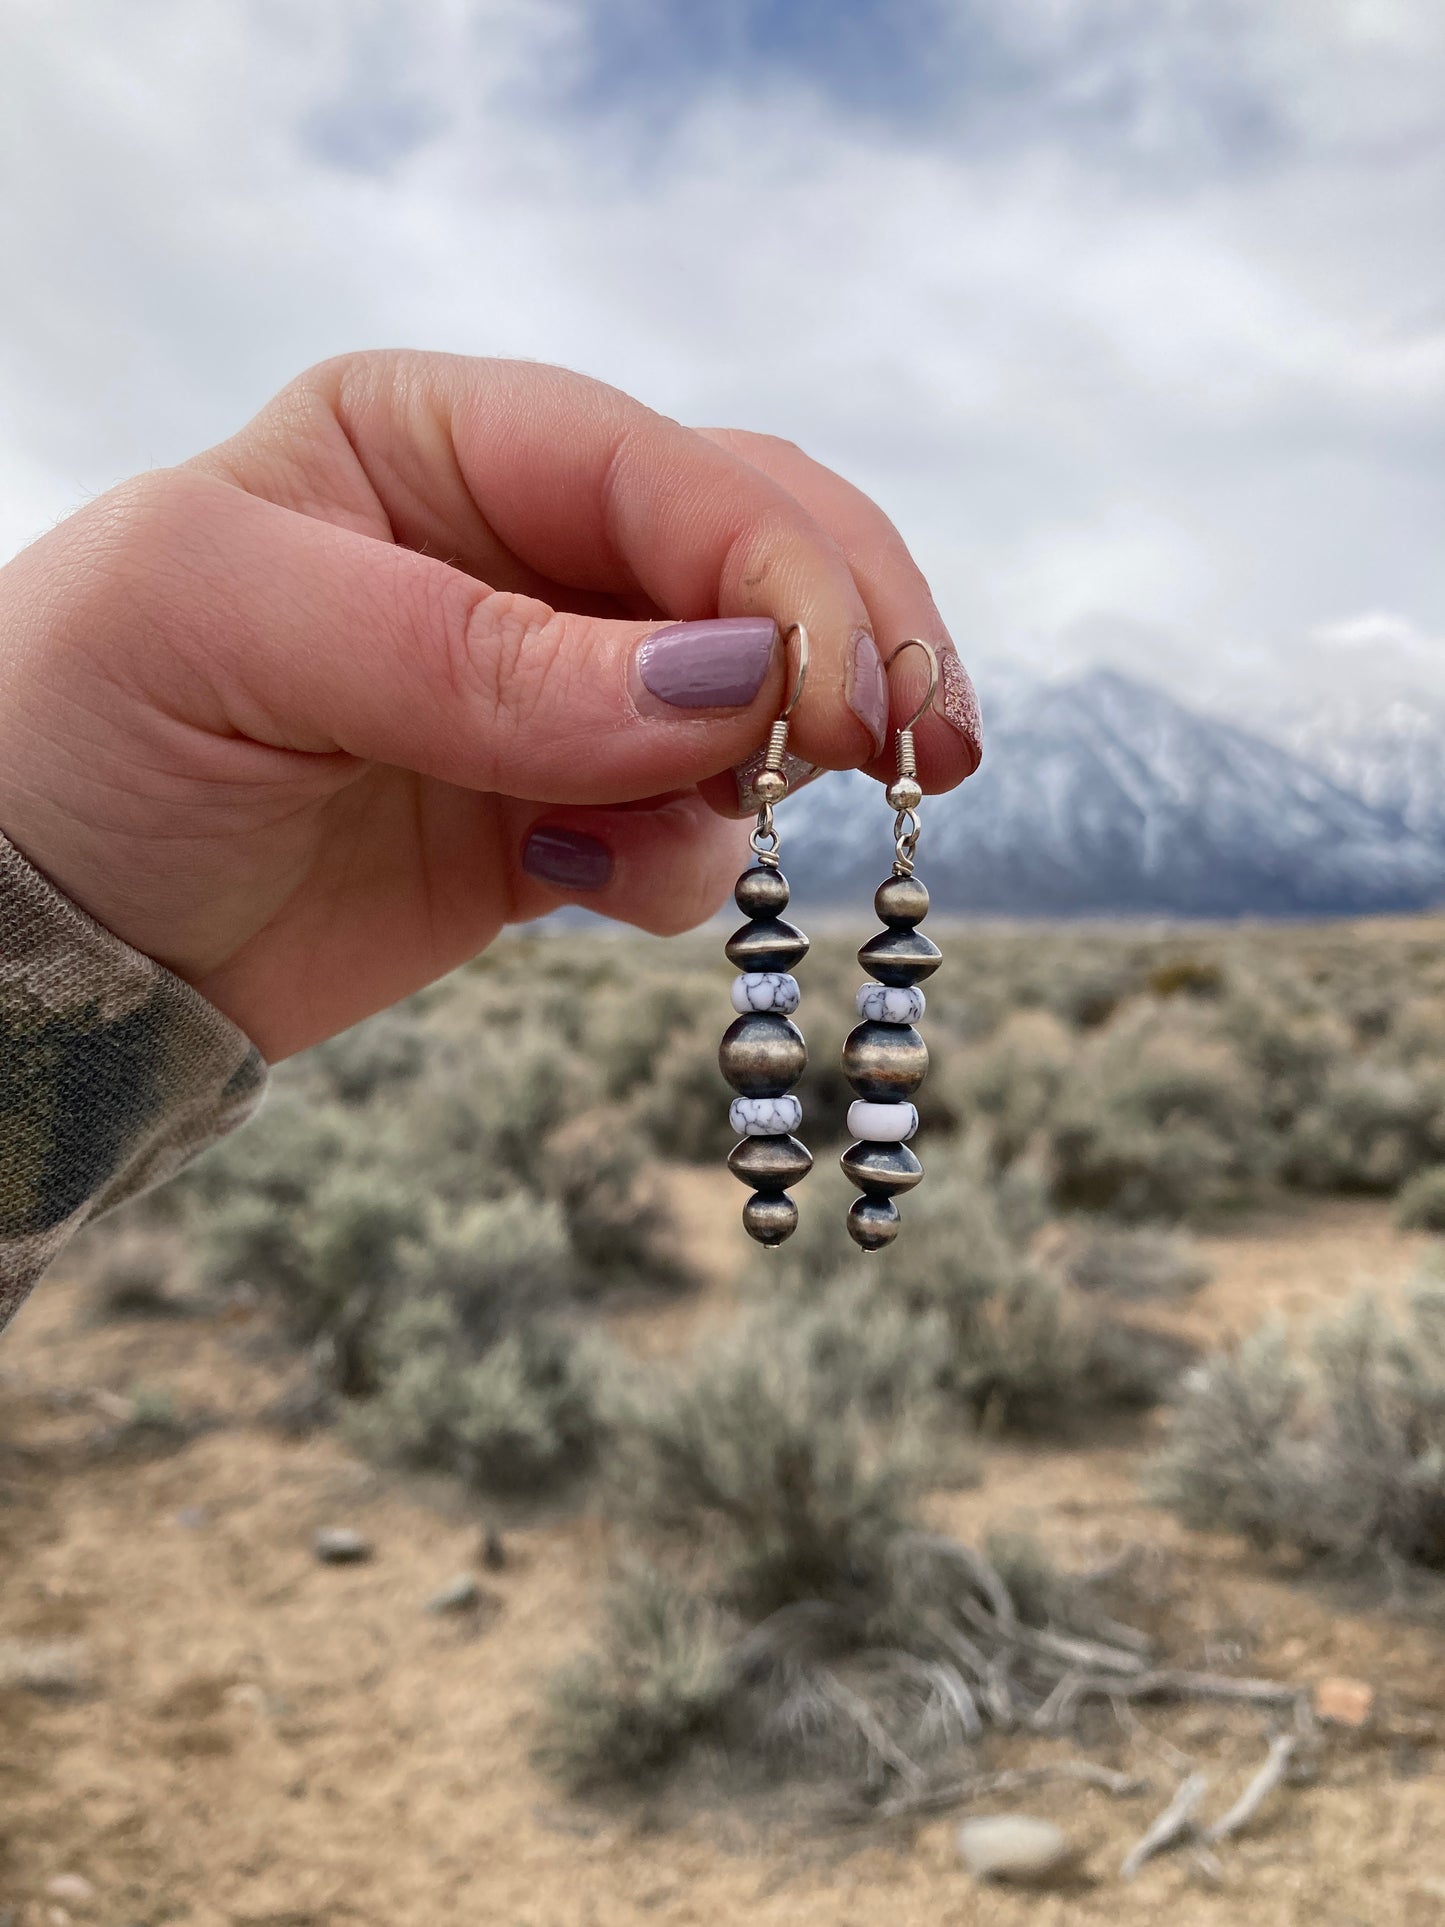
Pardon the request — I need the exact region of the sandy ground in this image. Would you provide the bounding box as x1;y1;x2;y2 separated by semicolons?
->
3;1193;1445;1927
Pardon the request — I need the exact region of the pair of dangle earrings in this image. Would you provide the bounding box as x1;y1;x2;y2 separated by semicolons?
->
720;625;942;1250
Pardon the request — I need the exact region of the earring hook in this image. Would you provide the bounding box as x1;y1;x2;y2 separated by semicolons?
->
779;622;809;722
886;637;940;734
748;622;810;865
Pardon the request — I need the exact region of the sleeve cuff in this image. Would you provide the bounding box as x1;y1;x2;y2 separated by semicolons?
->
0;832;267;1330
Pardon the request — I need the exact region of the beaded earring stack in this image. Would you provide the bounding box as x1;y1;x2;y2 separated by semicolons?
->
720;626;813;1246
841;640;943;1249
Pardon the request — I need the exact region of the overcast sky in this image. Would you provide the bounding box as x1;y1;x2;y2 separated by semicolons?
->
2;0;1442;716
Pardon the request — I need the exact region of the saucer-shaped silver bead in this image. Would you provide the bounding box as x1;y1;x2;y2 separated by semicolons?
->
842;1021;928;1100
726;917;810;972
728;1133;814;1190
719;1014;807;1096
840;1140;923;1198
857;926;942;988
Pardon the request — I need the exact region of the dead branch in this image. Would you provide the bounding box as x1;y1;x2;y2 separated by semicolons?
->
852;1758;1147;1825
1120;1770;1209;1879
1203;1733;1297;1845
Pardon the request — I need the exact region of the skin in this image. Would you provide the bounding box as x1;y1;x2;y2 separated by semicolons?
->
0;352;980;1062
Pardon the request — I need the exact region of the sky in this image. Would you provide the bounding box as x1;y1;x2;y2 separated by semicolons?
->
1;0;1442;719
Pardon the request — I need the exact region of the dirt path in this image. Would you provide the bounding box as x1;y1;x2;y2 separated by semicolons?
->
2;1202;1444;1926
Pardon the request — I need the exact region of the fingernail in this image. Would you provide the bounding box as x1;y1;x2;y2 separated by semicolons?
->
734;747;820;813
522;826;613;892
938;643;984;774
636;617;779;710
847;629;888;754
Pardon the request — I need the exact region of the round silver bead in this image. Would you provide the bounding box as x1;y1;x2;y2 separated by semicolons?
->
733;865;791;917
842;1022;928;1100
743;1191;799;1245
719;1014;807;1096
886;775;923;812
752;767;788;806
847;1196;900;1250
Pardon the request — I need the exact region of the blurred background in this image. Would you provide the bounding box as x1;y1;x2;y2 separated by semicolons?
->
6;6;1445;1923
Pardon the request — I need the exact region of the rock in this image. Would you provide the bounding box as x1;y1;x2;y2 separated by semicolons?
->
44;1877;95;1905
1315;1676;1374;1727
957;1814;1074;1885
313;1527;372;1565
426;1574;481;1615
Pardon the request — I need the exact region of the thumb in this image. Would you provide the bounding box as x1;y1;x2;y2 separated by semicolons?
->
112;470;791;804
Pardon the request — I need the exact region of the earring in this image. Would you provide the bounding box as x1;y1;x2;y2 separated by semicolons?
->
840;638;943;1250
721;624;814;1245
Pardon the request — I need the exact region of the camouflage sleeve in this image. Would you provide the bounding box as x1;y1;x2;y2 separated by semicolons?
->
0;832;267;1330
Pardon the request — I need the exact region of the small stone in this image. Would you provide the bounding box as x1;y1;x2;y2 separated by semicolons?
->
313;1527;372;1565
957;1814;1074;1885
45;1877;95;1905
426;1574;481;1615
1315;1676;1374;1727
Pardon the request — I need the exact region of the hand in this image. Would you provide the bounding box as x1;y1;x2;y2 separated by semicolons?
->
0;353;980;1060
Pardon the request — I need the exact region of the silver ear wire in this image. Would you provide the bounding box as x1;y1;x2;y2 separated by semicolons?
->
883;638;939;876
748;623;809;867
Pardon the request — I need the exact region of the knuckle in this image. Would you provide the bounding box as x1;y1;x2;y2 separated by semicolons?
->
457;589;576;764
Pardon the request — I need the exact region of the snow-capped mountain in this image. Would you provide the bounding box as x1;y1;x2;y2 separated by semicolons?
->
779;667;1445;917
1275;690;1445;844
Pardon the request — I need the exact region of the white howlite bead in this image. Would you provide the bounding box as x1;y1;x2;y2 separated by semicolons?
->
847;1100;919;1142
856;982;926;1025
730;971;801;1016
730;1094;803;1137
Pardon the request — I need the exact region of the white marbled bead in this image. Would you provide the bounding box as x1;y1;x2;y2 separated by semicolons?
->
855;982;926;1025
730;1094;803;1138
730;971;801;1016
847;1099;919;1142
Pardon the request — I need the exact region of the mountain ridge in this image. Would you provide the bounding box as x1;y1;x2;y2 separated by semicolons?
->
777;666;1445;918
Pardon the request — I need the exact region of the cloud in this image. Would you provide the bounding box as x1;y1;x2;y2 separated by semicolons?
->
0;0;1440;712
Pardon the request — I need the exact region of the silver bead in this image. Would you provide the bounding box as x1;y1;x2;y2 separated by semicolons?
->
728;1133;813;1190
726;916;810;971
875;874;930;928
752;767;788;806
734;865;790;917
743;1191;799;1245
840;1140;923;1198
842;1021;928;1100
886;775;923;812
857;926;941;987
847;1196;900;1250
719;1014;807;1096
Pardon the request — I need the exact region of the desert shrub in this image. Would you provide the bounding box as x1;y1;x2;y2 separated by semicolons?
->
543;1113;692;1297
203;1169;424;1391
82;1228;196;1320
1148;956;1225;1001
587;976;716;1100
402;1196;574;1341
1221;992;1350;1131
1397;1167;1445;1232
608;1319;925;1613
952;1011;1074;1168
636;1031;732;1164
308;1010;432;1105
1283;1060;1445;1194
535;1562;732;1794
1066;1225;1211;1302
349;1294;609;1495
1045;1025;1268;1222
1152;1287;1445;1571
